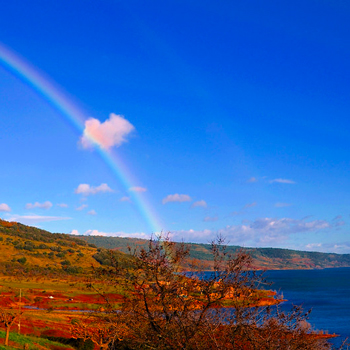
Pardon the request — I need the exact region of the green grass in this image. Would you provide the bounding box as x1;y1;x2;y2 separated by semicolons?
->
0;345;17;350
0;329;73;350
0;279;87;291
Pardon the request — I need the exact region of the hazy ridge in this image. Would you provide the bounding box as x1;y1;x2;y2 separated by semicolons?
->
78;235;350;270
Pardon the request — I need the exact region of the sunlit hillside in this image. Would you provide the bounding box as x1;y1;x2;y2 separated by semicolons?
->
0;219;126;276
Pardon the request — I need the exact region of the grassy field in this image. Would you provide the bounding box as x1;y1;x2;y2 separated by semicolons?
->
0;276;120;349
0;329;76;350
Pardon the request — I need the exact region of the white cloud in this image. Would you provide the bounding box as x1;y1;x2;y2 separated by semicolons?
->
120;196;131;202
57;203;68;208
75;183;113;196
0;203;11;212
162;194;191;204
116;232;151;239
76;204;88;211
69;229;150;239
270;178;296;184
83;229;108;236
25;201;53;210
203;216;218;222
79;113;135;150
305;243;322;250
302;242;350;254
170;217;330;246
275;202;292;208
169;229;213;241
88;210;97;215
325;243;350;254
247;177;257;183
248;217;329;236
129;186;147;192
192;200;207;208
8;215;71;225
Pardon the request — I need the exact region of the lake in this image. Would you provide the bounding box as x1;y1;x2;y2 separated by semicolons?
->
265;268;350;347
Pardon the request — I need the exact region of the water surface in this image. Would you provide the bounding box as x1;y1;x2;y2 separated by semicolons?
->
265;268;350;346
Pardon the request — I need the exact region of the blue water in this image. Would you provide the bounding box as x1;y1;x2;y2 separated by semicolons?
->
265;268;350;347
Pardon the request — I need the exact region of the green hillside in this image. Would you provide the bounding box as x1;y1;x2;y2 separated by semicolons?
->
0;219;128;276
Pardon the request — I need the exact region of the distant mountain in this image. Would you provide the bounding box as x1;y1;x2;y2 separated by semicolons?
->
77;234;350;270
1;219;350;273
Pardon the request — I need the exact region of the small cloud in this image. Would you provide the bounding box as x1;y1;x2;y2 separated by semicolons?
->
25;201;52;210
8;215;71;225
247;177;257;183
203;216;218;222
87;210;97;215
79;113;135;150
76;204;88;211
75;183;113;196
270;178;296;184
57;203;68;208
70;229;150;239
305;243;322;250
244;202;257;209
120;196;131;202
83;229;109;236
335;220;345;227
275;202;292;208
333;215;343;221
302;241;350;254
192;200;207;208
129;186;147;192
324;242;350;254
0;203;11;212
162;194;191;204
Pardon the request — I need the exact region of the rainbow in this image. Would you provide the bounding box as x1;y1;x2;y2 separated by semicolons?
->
0;42;163;234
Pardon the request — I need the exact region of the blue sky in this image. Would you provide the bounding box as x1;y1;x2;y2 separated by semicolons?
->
0;0;350;252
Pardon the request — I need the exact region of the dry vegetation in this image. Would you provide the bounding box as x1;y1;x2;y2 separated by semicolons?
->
73;235;339;350
0;220;347;349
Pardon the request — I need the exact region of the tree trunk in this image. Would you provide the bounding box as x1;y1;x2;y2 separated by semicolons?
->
5;326;10;346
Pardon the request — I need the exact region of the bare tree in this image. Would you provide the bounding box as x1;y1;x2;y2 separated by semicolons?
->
71;316;117;350
79;234;333;350
0;309;22;346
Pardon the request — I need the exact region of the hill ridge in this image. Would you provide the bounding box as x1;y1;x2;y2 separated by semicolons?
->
76;234;350;270
1;219;350;272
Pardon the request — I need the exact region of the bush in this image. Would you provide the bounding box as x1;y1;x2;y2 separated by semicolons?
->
17;257;26;265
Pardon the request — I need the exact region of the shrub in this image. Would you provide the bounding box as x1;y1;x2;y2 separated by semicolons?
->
17;257;27;265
